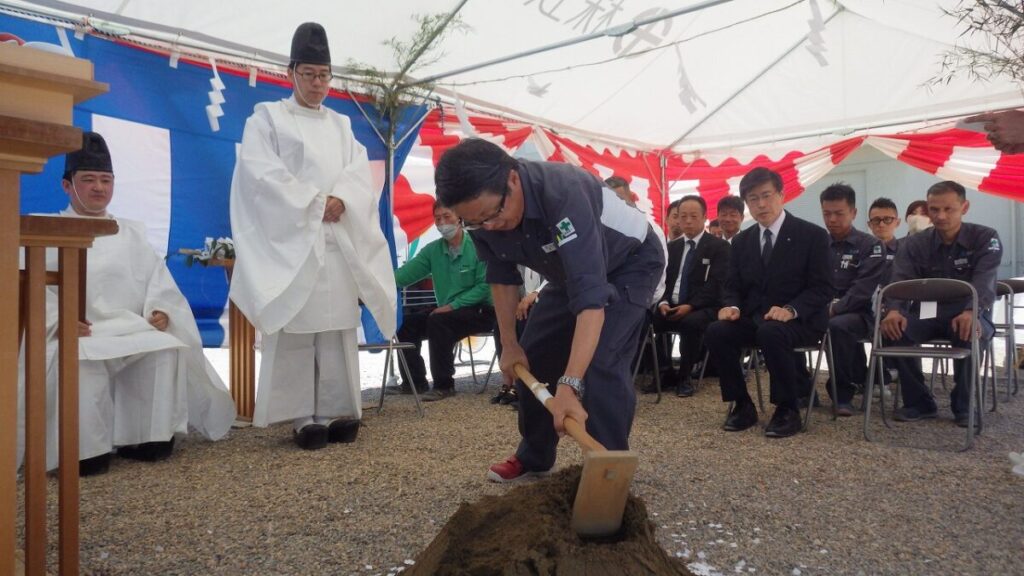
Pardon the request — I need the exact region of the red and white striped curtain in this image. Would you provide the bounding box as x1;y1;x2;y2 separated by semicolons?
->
393;109;1024;244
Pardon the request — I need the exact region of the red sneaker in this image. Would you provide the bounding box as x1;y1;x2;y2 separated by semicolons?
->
487;455;551;483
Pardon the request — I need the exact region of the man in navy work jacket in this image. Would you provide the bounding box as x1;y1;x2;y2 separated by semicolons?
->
434;138;665;483
704;167;832;439
881;180;1002;427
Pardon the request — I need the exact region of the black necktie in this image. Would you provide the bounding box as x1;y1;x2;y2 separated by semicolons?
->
678;239;696;303
762;229;773;265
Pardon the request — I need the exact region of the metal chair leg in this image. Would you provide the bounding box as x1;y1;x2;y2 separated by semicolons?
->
650;329;662;404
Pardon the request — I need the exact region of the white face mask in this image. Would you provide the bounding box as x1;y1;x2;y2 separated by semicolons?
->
906;214;932;234
437;223;459;240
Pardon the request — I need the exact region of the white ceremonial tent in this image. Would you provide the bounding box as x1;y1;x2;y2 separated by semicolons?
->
5;0;1022;152
5;0;1023;284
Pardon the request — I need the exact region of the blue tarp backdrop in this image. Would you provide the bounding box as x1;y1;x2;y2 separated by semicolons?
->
4;13;422;346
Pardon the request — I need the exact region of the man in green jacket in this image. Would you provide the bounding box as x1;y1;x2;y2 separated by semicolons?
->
393;201;495;401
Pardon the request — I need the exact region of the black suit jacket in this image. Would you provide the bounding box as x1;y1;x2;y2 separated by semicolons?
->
662;234;730;310
723;211;833;332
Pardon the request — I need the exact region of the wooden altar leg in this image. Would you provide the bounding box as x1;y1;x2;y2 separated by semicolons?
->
58;248;80;575
0;170;19;576
230;301;255;421
23;246;47;574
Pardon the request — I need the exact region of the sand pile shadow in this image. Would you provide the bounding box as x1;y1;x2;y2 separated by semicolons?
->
408;466;693;576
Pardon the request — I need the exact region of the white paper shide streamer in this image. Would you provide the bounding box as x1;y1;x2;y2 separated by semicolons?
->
206;56;226;132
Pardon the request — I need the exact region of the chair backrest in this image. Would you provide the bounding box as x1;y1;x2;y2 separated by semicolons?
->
880;278;977;304
997;282;1013;298
998;278;1024;297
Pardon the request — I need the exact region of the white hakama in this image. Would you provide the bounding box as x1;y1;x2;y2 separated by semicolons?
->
230;96;396;428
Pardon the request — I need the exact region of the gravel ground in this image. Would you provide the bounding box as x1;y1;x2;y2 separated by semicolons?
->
16;348;1024;576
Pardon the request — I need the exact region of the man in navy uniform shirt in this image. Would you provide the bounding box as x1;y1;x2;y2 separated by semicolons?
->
435;138;665;482
881;181;1002;427
819;183;885;415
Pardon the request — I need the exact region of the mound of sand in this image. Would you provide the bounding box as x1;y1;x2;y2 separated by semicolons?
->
408;466;693;576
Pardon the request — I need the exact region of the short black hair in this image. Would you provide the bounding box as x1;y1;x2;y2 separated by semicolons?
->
604;176;629;190
717;195;744;215
927;180;967;202
667;198;684;213
905;199;928;218
819;182;856;207
738;167;783;200
435;138;518;207
709;219;720;227
432;198;447;213
679;194;707;215
869;197;898;213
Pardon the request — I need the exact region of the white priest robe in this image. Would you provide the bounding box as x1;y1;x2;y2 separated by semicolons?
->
230;96;397;427
17;210;236;469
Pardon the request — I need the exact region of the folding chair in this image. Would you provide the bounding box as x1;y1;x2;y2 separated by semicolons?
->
468;330;500;393
798;331;838;431
361;337;424;418
987;279;1021;401
726;335;834;430
863;279;982;451
632;317;663;403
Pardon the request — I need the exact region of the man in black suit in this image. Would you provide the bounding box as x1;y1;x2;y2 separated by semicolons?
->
654;195;730;397
704;167;832;438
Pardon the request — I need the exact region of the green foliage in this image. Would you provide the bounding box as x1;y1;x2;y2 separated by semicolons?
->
932;1;1024;85
344;12;468;125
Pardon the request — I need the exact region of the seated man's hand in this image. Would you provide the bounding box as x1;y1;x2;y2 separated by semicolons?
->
322;196;345;223
950;310;977;342
430;304;454;316
78;320;92;337
148;310;169;331
657;302;672;317
763;305;794;322
516;292;539;320
881;309;907;341
498;342;529;386
550;383;588;437
668;304;693;321
718;306;739;321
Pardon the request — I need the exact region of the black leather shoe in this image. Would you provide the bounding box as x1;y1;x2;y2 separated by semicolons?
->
764;406;802;438
421;389;456;402
79;453;111;477
723;401;758;432
294;424;328;450
327;419;360;443
676;379;695;398
118;438;175;462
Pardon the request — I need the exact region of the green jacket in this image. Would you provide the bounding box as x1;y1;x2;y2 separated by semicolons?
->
394;233;492;309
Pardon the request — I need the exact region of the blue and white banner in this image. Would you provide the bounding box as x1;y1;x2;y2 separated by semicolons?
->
4;13;422;346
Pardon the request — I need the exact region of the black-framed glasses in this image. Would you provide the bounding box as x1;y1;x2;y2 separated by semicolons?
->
296;70;334;83
460;188;508;230
868;216;897;226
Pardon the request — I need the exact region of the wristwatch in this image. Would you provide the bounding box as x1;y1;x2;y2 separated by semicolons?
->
557;375;584;399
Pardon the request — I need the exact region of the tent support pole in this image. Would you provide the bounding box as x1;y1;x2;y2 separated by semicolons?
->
659;154;667;230
665;6;843;150
404;0;737;88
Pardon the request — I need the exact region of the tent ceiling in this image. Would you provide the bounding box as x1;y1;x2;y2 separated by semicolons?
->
5;0;1023;152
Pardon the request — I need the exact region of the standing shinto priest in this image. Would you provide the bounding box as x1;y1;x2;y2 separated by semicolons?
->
230;22;397;450
18;131;236;477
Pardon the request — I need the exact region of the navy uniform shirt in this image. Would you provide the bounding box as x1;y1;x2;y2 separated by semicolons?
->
469;161;665;316
829;227;885;316
888;222;1002;317
878;237;900;286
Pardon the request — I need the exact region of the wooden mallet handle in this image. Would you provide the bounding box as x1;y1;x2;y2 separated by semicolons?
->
513;364;606;453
